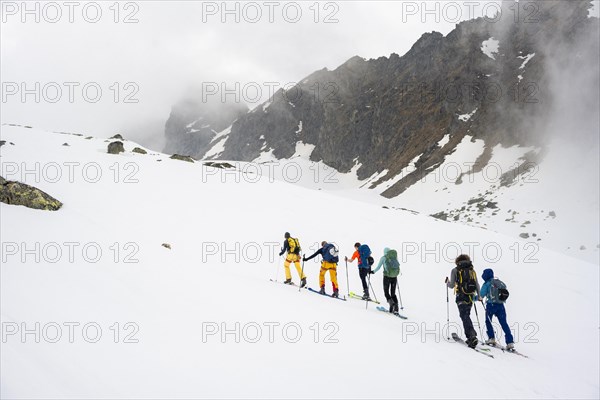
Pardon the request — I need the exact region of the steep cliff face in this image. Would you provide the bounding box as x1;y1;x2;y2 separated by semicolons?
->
163;97;248;159
167;1;596;194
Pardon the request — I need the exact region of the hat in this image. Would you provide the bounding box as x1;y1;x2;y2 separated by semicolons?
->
284;232;290;238
455;254;471;265
482;268;494;282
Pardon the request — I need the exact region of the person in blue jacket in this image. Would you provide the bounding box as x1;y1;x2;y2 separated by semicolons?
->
480;268;515;350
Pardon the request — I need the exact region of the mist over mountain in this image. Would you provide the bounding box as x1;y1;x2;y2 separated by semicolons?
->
166;1;596;191
2;2;600;397
163;94;248;159
161;1;598;261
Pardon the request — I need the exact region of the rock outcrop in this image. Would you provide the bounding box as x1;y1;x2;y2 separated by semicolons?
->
0;176;63;211
108;141;125;154
163;96;248;159
167;1;596;198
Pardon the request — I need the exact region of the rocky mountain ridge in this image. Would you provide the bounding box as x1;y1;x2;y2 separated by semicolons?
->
165;0;597;201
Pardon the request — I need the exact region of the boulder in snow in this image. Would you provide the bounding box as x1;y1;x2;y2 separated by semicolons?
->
132;147;147;154
107;141;125;154
0;176;63;211
170;154;194;163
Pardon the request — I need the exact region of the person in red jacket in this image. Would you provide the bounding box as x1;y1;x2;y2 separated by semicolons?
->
345;242;371;300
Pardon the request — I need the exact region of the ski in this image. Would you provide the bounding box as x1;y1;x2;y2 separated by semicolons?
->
375;306;408;319
270;278;296;286
481;343;528;358
451;333;494;358
349;292;381;304
505;349;528;358
452;333;493;355
269;279;306;289
307;287;347;301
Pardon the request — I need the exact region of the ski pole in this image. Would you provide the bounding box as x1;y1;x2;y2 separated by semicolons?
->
367;273;378;303
275;253;282;282
397;280;404;310
445;283;450;340
482;300;495;341
367;280;371;309
473;298;485;340
345;259;350;297
298;257;306;293
364;270;370;310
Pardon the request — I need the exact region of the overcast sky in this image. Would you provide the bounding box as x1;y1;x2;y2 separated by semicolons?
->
2;1;598;149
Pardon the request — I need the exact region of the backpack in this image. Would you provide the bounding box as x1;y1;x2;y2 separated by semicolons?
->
489;278;509;303
456;261;477;295
322;243;339;263
385;249;400;277
288;237;301;255
358;244;371;268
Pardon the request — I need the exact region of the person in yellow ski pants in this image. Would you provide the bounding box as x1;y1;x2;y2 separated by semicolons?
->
319;261;339;293
303;241;340;297
278;232;307;287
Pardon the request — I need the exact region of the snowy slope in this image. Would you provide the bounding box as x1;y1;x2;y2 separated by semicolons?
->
1;125;599;399
241;133;599;265
391;135;600;265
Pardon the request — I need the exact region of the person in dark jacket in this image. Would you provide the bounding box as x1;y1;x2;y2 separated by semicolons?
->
278;232;306;287
445;254;481;348
304;241;339;297
480;268;515;350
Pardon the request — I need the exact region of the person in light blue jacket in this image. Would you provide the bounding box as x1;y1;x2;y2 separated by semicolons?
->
371;247;401;314
480;268;515;350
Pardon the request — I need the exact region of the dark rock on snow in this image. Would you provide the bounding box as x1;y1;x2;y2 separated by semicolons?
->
0;176;63;211
107;141;125;154
132;147;147;154
170;154;195;163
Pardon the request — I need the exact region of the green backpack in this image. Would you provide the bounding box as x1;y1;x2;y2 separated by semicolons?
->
385;250;401;277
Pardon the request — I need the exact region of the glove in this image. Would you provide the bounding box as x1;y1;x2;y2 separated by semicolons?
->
344;256;348;261
279;250;284;256
369;270;374;274
302;256;307;262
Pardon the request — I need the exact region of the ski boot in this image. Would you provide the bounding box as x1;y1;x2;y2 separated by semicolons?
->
332;289;339;298
283;279;293;285
505;342;515;351
300;277;307;288
392;302;400;315
362;291;371;301
466;336;478;349
485;338;497;346
319;286;326;295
